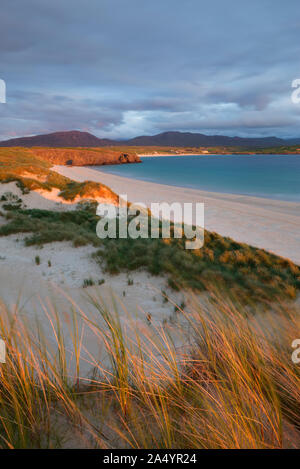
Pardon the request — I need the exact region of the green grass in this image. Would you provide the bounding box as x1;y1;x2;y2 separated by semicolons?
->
0;208;101;247
95;218;300;304
83;278;95;288
1;207;299;304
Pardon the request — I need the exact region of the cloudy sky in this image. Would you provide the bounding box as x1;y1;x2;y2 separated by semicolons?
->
0;0;300;140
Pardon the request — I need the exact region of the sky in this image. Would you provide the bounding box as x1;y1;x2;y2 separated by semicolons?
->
0;0;300;141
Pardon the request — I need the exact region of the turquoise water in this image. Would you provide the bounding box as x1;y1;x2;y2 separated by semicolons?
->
94;154;300;202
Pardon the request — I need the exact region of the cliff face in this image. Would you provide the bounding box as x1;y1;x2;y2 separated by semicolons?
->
0;147;120;205
29;148;141;166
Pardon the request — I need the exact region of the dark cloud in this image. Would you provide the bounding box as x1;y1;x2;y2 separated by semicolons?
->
0;0;300;139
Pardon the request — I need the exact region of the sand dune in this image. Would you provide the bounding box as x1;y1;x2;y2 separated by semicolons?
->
0;166;299;376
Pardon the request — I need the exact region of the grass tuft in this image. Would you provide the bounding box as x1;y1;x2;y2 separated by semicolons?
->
0;288;299;448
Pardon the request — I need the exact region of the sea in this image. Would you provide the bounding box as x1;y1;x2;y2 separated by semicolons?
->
93;154;300;202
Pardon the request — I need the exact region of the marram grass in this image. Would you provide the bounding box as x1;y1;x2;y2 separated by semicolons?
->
0;286;299;449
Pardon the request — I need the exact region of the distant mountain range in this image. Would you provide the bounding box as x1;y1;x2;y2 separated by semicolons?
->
123;131;289;148
0;130;299;148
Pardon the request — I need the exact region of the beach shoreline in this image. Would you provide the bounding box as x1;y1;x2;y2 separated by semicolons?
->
53;164;300;265
137;152;300;156
137;153;209;157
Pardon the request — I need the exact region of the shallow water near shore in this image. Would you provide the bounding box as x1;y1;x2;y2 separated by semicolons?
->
95;154;300;202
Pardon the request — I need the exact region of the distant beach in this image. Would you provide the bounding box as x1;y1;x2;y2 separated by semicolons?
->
53;164;300;265
137;153;208;157
96;154;300;202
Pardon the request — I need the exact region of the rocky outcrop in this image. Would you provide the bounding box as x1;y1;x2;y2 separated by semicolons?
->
29;148;141;166
118;153;132;163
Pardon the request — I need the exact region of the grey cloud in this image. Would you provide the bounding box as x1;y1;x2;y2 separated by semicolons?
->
0;0;300;139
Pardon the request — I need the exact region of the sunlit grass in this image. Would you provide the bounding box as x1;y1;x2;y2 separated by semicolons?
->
0;147;118;202
0;286;299;449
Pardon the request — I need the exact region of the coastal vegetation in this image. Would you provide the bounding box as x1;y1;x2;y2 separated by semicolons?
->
0;147;299;449
0;205;299;304
0;146;299;305
0;291;299;448
96;228;300;304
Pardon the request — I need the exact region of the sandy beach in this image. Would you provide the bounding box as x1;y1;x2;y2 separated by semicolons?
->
0;180;189;375
136;153;208;157
0;165;299;376
0;181;185;315
53;164;300;266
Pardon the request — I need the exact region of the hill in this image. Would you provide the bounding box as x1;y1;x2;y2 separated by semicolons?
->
124;131;286;148
0;130;116;148
0;130;290;148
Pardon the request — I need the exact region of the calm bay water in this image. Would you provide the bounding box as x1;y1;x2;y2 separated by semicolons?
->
94;154;300;202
